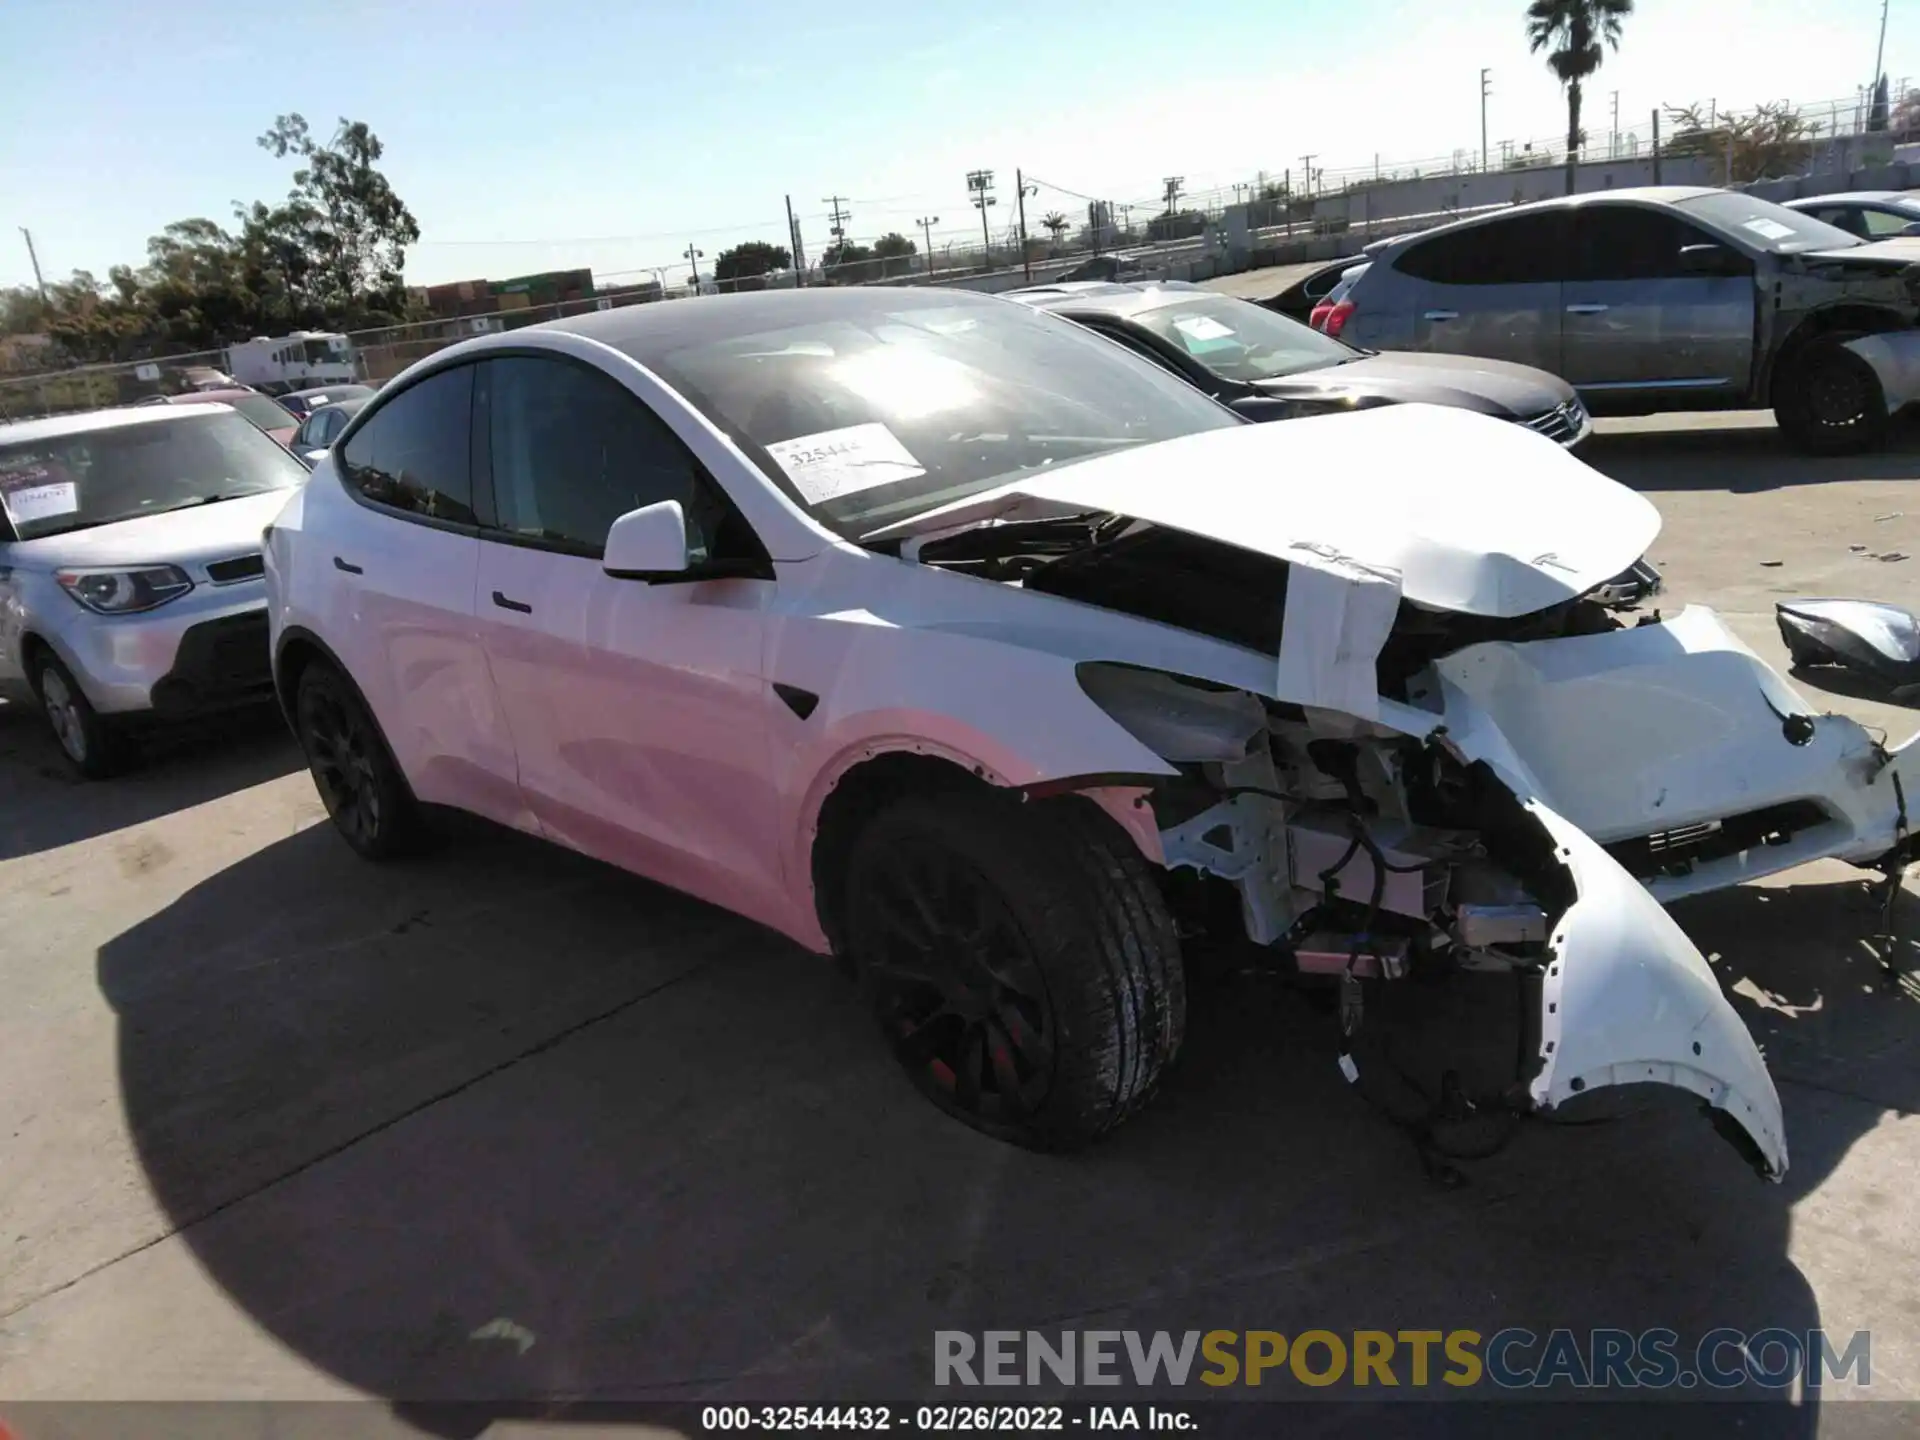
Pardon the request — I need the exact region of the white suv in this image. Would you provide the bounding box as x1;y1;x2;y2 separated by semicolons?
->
258;286;1896;1179
0;404;307;774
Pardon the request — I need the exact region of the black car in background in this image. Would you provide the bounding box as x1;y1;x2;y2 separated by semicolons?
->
1007;281;1591;446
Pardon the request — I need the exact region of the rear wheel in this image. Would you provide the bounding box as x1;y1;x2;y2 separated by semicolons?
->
294;663;424;859
842;790;1185;1150
1774;336;1891;455
34;654;128;779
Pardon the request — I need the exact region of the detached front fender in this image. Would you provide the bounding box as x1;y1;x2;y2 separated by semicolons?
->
1528;801;1787;1181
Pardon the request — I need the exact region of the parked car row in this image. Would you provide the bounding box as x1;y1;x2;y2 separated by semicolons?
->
1298;185;1920;453
12;285;1920;1187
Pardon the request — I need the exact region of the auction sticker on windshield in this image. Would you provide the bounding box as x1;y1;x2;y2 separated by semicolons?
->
1742;217;1797;241
766;422;927;503
0;460;80;527
1173;314;1236;342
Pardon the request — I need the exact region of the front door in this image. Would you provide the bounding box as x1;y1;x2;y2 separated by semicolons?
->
468;353;789;926
1559;203;1755;402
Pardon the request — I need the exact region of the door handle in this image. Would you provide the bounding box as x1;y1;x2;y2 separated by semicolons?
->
1423;309;1459;321
1565;303;1610;315
333;556;363;574
492;590;533;614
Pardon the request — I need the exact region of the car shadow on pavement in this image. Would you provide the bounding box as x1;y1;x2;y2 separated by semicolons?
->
89;816;1896;1435
0;697;304;862
1583;422;1920;494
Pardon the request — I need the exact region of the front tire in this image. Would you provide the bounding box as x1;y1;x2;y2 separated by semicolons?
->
1774;336;1891;455
294;663;423;859
842;790;1185;1150
33;654;128;779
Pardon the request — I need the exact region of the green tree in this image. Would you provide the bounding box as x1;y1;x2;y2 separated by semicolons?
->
871;231;917;279
713;240;792;288
821;240;876;284
254;113;420;324
1041;211;1070;252
1525;0;1634;195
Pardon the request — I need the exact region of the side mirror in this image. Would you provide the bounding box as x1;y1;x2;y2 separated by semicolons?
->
1678;242;1746;276
1900;220;1920;238
604;499;690;580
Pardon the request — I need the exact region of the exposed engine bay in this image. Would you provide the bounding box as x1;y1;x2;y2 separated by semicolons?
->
895;503;1842;1184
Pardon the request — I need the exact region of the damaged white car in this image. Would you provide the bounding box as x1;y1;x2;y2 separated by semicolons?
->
266;289;1915;1185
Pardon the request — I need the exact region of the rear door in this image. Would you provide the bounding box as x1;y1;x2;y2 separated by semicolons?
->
1560;203;1755;401
1391;210;1569;373
326;362;529;827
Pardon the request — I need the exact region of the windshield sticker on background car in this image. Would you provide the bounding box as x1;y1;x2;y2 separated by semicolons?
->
1172;314;1236;342
765;422;927;503
0;478;80;526
1742;217;1797;241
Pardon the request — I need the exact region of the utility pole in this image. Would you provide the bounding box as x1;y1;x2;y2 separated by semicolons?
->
1299;156;1316;201
19;228;47;308
1480;68;1491;172
916;215;939;278
1161;175;1184;214
1610;90;1619;159
1874;0;1891;114
1651;108;1663;184
822;195;851;246
684;242;704;290
967;170;996;269
784;195;806;286
1016;170;1035;282
821;195;851;282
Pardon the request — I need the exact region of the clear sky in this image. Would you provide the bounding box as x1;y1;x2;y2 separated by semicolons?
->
0;0;1908;292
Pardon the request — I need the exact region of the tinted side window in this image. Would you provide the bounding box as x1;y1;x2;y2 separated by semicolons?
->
1571;205;1739;281
1862;208;1915;237
338;366;476;524
484;355;724;559
1393;212;1570;285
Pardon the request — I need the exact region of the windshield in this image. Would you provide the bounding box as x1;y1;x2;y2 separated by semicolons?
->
223;394;300;432
304;338;350;364
0;411;306;541
646;297;1240;538
1675;191;1863;253
1127;294;1355;381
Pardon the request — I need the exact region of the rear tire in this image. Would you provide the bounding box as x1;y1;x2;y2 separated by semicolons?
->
842;789;1185;1150
294;663;424;860
33;654;128;779
1774;336;1891;455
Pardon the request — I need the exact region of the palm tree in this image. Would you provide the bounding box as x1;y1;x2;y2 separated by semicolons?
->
1525;0;1633;195
1041;211;1070;252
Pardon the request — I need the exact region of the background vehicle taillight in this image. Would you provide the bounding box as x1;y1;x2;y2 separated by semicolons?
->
1314;299;1355;337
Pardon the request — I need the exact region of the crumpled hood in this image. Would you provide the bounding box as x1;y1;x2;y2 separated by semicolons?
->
870;403;1658;617
6;488;294;571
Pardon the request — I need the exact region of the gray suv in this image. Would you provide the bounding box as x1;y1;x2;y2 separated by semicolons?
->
1327;186;1920;453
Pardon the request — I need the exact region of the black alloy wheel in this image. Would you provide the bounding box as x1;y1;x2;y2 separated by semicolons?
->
295;665;421;859
1776;335;1890;455
856;834;1059;1127
841;789;1185;1150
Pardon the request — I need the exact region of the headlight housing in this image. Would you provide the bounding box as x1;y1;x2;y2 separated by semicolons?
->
55;565;194;614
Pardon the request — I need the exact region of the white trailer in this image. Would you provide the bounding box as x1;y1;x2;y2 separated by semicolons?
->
223;332;359;393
